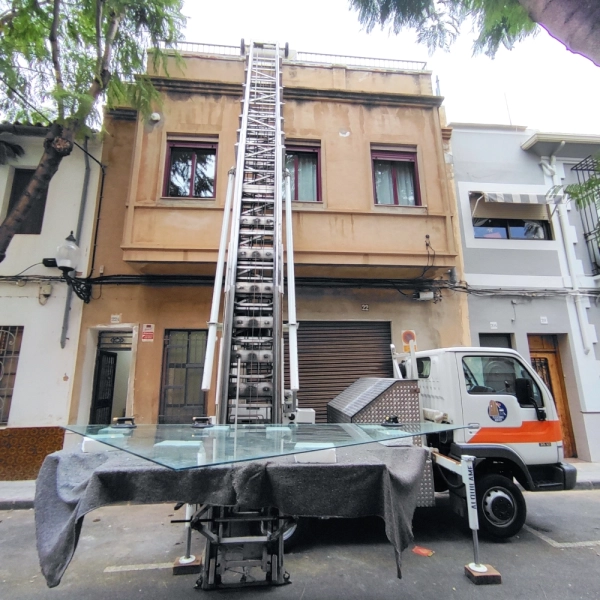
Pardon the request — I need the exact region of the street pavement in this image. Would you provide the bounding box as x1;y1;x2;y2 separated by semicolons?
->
1;489;600;599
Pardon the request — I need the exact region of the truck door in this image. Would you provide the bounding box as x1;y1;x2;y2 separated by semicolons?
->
458;353;560;463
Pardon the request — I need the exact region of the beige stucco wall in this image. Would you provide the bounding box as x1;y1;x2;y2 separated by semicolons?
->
124;54;458;277
70;52;469;425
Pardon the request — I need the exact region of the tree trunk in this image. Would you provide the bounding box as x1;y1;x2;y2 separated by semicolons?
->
0;123;74;263
518;0;600;66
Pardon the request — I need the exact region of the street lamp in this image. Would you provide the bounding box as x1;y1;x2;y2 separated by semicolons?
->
43;232;92;303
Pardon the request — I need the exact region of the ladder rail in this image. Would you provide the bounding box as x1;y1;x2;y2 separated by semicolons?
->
216;42;285;425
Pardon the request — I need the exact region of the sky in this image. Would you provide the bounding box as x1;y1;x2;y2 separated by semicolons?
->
182;0;599;135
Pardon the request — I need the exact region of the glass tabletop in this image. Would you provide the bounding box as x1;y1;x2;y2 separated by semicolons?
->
64;422;462;471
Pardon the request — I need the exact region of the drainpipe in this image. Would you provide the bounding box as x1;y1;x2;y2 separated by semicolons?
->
541;142;591;354
60;139;92;348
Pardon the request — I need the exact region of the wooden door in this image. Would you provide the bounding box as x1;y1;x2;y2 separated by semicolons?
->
90;351;117;425
528;335;576;458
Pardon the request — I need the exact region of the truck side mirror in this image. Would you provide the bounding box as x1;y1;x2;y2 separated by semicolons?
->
515;378;546;421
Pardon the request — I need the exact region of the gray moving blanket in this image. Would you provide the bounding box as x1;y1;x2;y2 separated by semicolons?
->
35;443;428;588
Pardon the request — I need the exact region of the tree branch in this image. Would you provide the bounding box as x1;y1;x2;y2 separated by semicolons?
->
75;8;121;122
0;1;51;30
49;0;65;119
95;0;103;64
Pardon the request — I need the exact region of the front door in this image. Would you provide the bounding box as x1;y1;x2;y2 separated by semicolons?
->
90;351;117;424
528;335;576;458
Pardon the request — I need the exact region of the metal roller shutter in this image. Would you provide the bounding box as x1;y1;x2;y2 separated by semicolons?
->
285;321;394;422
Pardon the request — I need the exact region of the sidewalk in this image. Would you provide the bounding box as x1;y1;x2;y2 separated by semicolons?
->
1;460;598;511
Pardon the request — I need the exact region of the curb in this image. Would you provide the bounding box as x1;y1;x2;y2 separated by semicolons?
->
0;499;34;511
574;480;599;491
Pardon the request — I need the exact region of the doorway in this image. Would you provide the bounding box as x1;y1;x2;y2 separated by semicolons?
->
90;331;133;425
528;334;576;458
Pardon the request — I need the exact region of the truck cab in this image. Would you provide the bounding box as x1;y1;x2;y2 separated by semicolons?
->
404;347;576;537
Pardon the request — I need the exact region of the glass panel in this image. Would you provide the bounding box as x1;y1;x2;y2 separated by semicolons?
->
473;218;508;239
462;356;542;405
296;153;318;201
63;422;466;470
185;368;203;407
374;160;395;204
393;162;416;206
168;149;193;197
193;150;216;197
417;357;431;378
509;220;547;240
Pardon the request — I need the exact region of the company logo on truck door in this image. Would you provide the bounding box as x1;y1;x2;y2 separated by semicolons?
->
488;400;507;423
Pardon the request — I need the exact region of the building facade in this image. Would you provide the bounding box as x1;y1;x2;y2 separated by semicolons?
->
69;44;469;428
0;125;102;479
451;123;600;461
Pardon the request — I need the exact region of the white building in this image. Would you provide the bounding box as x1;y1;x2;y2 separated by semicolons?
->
451;123;600;462
0;124;101;479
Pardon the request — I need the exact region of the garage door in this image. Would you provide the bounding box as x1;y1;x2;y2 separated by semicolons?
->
285;321;394;422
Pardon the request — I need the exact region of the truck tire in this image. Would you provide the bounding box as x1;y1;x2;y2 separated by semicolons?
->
475;474;526;539
261;516;306;551
282;517;306;551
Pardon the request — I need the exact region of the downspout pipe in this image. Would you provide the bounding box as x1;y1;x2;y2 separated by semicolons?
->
542;142;591;354
60;138;92;349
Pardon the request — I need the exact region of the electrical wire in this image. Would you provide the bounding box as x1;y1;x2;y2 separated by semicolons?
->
11;261;42;276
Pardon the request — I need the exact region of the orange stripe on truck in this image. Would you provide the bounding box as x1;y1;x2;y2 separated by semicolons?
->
469;420;562;444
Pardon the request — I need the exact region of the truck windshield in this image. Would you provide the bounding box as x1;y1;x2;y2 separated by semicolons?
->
462;355;543;406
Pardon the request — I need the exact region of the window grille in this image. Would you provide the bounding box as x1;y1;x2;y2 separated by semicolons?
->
0;326;24;424
571;156;600;275
160;330;207;424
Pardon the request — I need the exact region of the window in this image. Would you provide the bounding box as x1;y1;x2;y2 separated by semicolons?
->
0;326;24;425
164;141;217;198
479;334;512;349
285;145;320;202
417;357;431;378
473;218;551;240
6;169;48;234
462;355;542;407
160;330;207;424
372;150;420;206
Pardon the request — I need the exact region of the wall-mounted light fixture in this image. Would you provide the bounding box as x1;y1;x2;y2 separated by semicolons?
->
43;232;92;303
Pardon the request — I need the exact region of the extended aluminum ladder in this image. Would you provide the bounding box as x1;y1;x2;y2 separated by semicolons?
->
195;41;294;589
202;41;297;426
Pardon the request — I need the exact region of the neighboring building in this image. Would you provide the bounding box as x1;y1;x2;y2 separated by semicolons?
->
68;43;469;428
0;124;102;479
450;123;600;461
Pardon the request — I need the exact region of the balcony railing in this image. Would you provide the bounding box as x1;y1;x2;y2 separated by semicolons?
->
158;41;243;56
294;51;426;71
158;41;427;71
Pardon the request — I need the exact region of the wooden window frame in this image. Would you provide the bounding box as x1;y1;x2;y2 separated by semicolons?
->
163;140;218;199
371;150;421;207
285;145;321;202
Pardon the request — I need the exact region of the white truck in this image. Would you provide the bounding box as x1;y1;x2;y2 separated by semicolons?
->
400;346;577;538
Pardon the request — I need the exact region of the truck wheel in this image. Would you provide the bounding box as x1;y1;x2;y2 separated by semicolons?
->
261;517;306;551
282;517;306;551
475;474;526;539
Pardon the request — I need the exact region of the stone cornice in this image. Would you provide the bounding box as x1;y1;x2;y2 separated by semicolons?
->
150;76;444;108
284;87;444;108
105;107;138;121
150;77;242;97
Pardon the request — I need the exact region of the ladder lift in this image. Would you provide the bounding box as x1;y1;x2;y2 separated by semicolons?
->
192;41;299;590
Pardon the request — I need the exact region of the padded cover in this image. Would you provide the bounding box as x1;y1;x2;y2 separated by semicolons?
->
35;444;428;587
